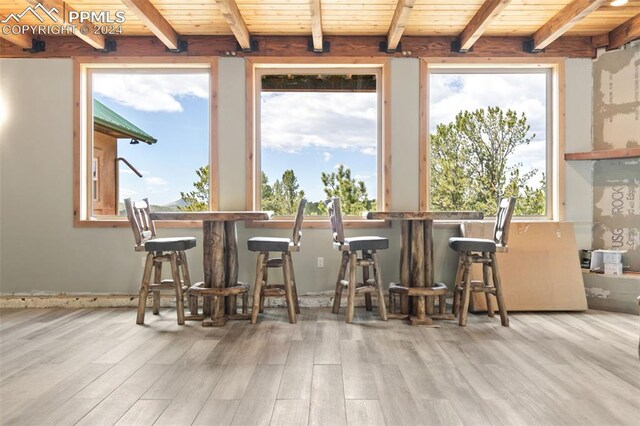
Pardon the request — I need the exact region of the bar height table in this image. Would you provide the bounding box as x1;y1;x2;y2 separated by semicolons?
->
365;211;483;325
150;211;271;326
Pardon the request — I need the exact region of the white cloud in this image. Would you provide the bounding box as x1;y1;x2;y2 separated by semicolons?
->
93;73;209;112
145;176;169;186
429;73;547;137
323;152;332;161
119;187;137;198
261;92;377;154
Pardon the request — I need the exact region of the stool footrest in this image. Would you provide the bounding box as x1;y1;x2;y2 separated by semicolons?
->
389;282;448;296
189;283;248;297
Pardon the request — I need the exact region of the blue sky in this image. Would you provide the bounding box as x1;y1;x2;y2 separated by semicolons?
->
93;72;209;206
93;71;546;207
261;91;378;202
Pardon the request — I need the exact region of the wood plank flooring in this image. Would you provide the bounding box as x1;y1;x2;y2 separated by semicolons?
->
1;307;639;425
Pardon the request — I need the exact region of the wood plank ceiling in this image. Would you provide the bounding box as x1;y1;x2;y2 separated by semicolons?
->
1;0;639;55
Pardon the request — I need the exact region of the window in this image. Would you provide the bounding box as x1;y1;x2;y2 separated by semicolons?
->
75;60;217;225
421;60;563;219
246;59;390;224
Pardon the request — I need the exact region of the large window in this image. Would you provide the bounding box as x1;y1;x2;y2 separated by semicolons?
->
423;60;562;219
75;61;216;225
247;60;390;223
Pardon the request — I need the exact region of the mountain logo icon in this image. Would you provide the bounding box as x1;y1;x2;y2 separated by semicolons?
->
1;3;60;24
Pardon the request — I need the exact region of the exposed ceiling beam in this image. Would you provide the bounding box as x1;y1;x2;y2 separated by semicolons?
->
309;0;323;52
24;0;106;50
458;0;511;52
531;0;605;51
387;0;415;52
120;0;179;50
0;14;34;49
591;32;609;48
214;0;252;51
607;13;640;50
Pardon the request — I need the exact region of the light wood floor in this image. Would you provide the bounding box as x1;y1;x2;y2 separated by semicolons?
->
1;307;639;426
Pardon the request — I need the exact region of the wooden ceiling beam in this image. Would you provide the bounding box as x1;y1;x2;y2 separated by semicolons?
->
0;35;596;59
309;0;323;52
387;0;415;52
214;0;252;51
531;0;605;51
607;13;640;50
458;0;511;52
25;0;106;50
120;0;179;50
0;14;34;49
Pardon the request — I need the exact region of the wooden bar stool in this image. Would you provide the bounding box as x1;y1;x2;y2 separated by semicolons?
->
326;197;388;324
249;198;306;324
124;198;195;325
448;197;516;326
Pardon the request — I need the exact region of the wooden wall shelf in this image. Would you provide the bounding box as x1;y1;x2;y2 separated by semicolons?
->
564;147;640;161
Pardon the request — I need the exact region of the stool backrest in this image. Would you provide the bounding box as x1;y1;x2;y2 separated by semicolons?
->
124;198;156;251
494;197;517;248
325;197;345;244
292;198;307;246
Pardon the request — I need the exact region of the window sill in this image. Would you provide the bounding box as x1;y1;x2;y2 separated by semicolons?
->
74;218;203;229
246;219;390;229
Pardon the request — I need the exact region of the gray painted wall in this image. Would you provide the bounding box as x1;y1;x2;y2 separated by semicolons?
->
0;57;592;294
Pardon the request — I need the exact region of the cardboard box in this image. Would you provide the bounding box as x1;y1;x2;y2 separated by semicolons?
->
604;263;623;275
590;249;627;272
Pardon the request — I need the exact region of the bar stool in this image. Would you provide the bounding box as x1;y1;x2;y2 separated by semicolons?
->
249;198;307;324
124;198;195;325
448;197;516;326
326;197;388;324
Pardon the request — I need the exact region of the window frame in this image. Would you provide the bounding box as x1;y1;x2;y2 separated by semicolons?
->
73;57;218;228
419;57;565;222
245;57;391;228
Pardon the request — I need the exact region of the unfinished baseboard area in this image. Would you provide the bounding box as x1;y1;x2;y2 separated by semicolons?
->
0;292;374;309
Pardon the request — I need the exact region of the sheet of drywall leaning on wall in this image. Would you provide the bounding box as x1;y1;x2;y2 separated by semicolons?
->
462;222;588;311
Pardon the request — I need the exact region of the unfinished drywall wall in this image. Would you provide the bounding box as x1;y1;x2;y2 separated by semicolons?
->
592;44;640;271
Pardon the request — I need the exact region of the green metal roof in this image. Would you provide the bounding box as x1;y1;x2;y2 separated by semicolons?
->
93;99;157;144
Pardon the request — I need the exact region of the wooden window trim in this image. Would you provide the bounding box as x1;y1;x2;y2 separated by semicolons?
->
419;57;566;221
73;57;219;228
245;57;391;228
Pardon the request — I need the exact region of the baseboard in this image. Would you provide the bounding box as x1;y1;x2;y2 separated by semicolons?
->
0;292;377;309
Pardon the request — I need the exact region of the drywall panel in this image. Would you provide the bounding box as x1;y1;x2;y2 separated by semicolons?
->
390;58;420;211
591;45;640;271
593;43;639;150
564;58;594;249
464;222;588;311
218;57;247;211
592;158;640;271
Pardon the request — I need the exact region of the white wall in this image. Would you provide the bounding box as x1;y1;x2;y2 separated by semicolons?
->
564;58;594;249
0;57;592;295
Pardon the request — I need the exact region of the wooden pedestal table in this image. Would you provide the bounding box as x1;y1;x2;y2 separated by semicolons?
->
365;211;483;326
150;211;271;326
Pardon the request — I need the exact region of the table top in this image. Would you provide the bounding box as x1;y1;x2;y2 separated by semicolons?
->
150;211;272;221
365;211;484;220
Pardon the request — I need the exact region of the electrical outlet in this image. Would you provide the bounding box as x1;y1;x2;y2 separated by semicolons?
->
317;257;324;268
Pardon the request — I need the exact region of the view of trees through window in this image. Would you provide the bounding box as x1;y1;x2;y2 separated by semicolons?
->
256;73;379;216
429;71;549;216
